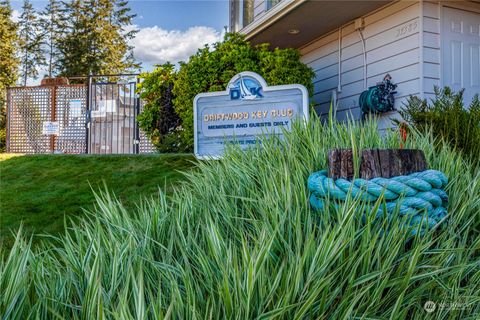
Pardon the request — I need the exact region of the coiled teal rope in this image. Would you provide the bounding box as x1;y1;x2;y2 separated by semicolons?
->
308;169;448;231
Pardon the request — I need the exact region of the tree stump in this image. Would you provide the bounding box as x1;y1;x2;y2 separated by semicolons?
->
328;149;355;180
328;149;427;180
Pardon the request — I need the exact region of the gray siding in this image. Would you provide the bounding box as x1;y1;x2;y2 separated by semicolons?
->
300;1;422;129
254;0;266;19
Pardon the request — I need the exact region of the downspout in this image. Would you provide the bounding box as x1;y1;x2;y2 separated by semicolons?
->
355;17;367;90
332;26;343;117
337;26;342;93
358;29;367;90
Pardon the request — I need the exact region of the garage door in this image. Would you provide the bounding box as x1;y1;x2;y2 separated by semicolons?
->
442;7;480;105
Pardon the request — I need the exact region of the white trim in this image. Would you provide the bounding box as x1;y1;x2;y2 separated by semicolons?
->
193;72;309;160
438;2;480;89
239;0;244;30
442;1;480;15
440;3;444;88
419;0;425;99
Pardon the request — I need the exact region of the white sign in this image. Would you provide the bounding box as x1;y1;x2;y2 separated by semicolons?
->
98;100;117;113
42;121;60;135
69;99;83;118
194;71;309;159
92;99;117;118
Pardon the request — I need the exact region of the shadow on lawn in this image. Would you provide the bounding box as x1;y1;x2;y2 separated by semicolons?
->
0;153;195;248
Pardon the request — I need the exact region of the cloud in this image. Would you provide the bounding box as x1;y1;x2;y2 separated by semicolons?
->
130;25;223;67
12;9;20;22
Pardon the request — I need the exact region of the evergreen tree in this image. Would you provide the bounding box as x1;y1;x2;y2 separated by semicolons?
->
58;0;139;78
17;0;45;85
0;0;18;90
39;0;65;78
112;0;139;71
0;0;19;152
56;0;87;78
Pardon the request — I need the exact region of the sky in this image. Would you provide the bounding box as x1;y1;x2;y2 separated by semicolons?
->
11;0;229;80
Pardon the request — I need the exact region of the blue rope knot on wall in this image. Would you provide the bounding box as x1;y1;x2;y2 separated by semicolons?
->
307;169;449;233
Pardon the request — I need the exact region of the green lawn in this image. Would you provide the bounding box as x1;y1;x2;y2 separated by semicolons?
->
2;119;480;318
0;153;195;245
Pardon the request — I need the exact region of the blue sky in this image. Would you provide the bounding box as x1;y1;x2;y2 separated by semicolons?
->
130;0;228;31
12;0;229;74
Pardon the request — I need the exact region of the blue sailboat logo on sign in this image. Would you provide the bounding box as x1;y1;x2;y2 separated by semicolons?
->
230;75;263;100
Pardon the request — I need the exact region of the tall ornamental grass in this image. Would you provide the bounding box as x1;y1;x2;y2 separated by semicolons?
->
1;116;479;319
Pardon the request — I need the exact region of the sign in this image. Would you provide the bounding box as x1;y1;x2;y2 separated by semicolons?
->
98;99;117;113
69;99;83;126
194;71;308;159
42;121;60;135
92;99;117;118
69;99;83;118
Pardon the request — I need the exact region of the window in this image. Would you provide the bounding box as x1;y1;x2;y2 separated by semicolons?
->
266;0;282;11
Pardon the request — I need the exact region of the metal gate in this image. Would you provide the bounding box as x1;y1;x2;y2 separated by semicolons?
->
87;75;141;154
6;75;155;154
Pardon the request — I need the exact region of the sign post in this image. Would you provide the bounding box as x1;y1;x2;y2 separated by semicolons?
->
194;72;308;159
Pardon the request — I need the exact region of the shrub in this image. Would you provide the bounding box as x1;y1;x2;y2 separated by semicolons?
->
138;33;315;151
1;116;479;318
172;33;315;147
0;104;6;152
399;87;480;167
137;63;189;153
0;88;8;153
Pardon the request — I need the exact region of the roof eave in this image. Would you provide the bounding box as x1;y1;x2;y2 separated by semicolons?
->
240;0;308;40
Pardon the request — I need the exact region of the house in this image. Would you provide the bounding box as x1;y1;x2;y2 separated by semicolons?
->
230;0;480;128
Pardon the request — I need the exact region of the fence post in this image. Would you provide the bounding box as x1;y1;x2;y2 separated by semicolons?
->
51;86;57;153
85;75;91;154
6;88;11;153
135;77;140;154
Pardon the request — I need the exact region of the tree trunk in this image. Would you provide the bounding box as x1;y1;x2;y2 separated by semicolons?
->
328;148;427;180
